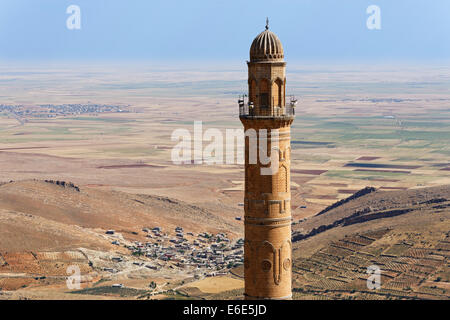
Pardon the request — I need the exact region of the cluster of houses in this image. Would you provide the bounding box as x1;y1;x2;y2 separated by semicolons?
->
105;226;244;275
0;103;126;118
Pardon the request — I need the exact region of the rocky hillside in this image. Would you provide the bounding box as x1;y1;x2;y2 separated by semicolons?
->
0;179;239;252
291;185;450;300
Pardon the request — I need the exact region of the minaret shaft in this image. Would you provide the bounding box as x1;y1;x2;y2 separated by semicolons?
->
240;25;294;300
241;119;293;300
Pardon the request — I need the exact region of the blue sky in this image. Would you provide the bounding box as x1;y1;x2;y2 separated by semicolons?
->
0;0;449;64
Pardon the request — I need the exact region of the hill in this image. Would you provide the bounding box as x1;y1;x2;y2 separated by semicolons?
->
222;185;449;300
1;180;449;300
291;185;450;300
0;179;242;298
0;180;239;252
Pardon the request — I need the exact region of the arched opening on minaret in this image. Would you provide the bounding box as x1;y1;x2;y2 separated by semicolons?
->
250;79;257;105
259;79;270;110
273;78;283;107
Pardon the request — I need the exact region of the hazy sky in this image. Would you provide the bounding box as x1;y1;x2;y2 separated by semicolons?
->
0;0;449;64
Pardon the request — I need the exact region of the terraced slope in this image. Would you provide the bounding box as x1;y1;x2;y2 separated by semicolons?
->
291;185;450;300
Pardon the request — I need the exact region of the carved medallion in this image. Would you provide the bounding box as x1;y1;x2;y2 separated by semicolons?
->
261;259;272;272
283;258;291;271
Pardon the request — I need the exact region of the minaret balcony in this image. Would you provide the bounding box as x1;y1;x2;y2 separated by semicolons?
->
238;102;296;120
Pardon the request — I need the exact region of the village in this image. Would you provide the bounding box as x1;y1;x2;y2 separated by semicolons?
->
103;226;244;278
0;103;128;119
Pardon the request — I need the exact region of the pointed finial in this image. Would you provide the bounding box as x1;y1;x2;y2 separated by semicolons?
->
265;17;269;30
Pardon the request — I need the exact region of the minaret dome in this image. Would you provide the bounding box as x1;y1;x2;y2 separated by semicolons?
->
249;21;284;62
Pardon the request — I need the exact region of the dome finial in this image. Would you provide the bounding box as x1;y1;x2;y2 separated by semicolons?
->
250;19;284;62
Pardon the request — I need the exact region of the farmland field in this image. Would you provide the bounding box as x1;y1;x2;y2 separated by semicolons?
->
0;64;449;217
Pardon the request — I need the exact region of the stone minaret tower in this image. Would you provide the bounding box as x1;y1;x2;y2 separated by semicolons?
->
239;20;295;300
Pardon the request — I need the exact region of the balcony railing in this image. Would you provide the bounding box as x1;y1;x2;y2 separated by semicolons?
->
239;105;296;118
238;96;297;118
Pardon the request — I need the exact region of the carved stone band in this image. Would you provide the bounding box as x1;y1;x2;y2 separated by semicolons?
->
244;216;292;227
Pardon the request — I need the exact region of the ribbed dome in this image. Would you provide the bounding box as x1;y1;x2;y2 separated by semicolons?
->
249;25;284;62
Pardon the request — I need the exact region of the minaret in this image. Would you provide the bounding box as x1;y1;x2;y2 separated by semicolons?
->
239;20;295;300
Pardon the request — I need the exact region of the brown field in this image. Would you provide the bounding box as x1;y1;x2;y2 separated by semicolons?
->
337;189;360;194
292;169;328;175
180;276;244;295
356;157;381;161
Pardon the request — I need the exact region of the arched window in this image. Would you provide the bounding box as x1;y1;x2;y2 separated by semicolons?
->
250;79;257;104
259;79;269;108
273;79;283;107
